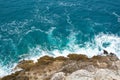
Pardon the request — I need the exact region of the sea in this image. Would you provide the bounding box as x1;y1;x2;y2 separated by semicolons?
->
0;0;120;77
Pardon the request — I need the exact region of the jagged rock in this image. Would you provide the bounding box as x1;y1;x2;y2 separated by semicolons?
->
103;50;108;55
17;60;35;71
1;53;120;80
61;61;79;73
108;54;119;61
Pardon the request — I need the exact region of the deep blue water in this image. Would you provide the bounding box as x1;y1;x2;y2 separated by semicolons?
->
0;0;120;76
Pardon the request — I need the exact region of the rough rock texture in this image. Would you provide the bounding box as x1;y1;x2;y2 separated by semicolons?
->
66;70;94;80
50;72;65;80
1;53;120;80
94;69;120;80
65;69;120;80
115;60;120;69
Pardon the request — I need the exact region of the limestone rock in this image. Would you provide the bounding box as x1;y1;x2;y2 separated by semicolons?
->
66;70;94;80
108;54;119;61
84;65;96;72
115;60;120;69
94;69;120;80
96;61;108;68
50;72;65;80
1;54;120;80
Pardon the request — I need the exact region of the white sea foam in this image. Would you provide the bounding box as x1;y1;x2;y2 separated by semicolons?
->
58;1;81;7
46;27;56;34
20;33;120;62
18;28;46;45
0;63;18;77
0;33;120;77
95;33;120;56
0;68;8;77
112;12;120;23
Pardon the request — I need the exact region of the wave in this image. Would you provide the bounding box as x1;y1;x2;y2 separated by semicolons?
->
112;12;120;23
18;32;120;61
0;32;120;77
1;0;120;78
16;32;120;62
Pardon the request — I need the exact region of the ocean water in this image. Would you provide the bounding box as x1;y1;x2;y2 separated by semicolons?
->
0;0;120;77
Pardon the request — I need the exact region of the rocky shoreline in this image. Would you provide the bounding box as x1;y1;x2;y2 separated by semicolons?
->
1;51;120;80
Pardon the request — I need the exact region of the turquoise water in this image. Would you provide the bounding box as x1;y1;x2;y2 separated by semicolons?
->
0;0;120;76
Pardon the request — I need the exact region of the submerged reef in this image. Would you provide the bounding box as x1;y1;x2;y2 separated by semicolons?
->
1;51;120;80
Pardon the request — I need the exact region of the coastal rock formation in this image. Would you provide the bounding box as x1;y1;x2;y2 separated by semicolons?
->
50;72;65;80
65;69;120;80
1;52;120;80
66;70;94;80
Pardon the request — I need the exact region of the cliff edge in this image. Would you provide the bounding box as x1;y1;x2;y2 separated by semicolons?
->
1;51;120;80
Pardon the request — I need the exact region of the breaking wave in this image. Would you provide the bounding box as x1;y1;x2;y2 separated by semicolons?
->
0;0;120;77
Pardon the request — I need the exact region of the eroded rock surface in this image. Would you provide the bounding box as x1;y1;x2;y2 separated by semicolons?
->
1;53;120;80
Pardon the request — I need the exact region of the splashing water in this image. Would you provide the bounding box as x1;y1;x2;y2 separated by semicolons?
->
0;0;120;77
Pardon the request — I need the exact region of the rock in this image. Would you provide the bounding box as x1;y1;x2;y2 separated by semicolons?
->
62;61;79;73
66;70;94;80
17;60;35;71
66;69;120;80
96;61;108;68
50;72;65;80
110;52;115;56
108;54;119;61
1;54;120;80
94;69;120;80
84;65;96;72
115;60;120;69
14;76;29;80
103;50;108;55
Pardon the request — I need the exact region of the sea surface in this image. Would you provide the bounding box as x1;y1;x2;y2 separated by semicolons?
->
0;0;120;77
